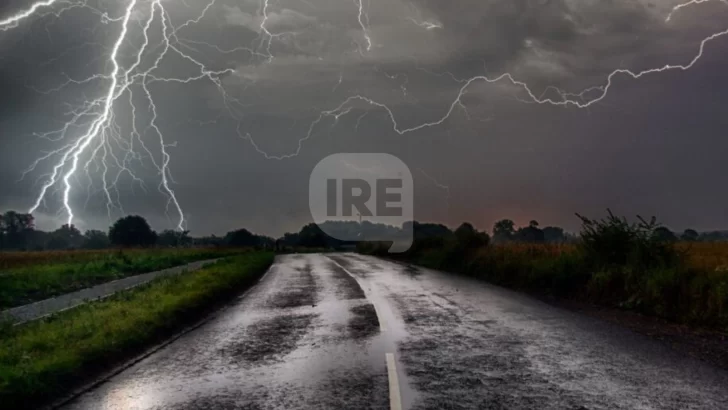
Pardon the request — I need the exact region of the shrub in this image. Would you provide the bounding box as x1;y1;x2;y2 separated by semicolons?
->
576;209;680;270
109;215;157;248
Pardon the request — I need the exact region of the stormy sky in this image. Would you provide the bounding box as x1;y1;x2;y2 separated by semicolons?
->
0;0;727;236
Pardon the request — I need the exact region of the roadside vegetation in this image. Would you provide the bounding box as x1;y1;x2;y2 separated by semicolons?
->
0;251;274;408
358;211;728;331
0;210;281;310
0;247;248;310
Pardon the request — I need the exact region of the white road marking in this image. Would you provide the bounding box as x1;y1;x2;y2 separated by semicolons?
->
326;255;403;408
386;353;403;410
326;256;388;332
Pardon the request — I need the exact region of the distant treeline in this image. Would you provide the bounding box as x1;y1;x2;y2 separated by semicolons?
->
279;219;725;248
0;211;275;251
0;209;726;251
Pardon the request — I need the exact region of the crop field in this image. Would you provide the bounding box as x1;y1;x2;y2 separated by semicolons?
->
677;242;728;272
0;248;248;310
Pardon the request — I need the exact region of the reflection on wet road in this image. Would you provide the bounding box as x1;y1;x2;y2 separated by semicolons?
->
63;254;728;409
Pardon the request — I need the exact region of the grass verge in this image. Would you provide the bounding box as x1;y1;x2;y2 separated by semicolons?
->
0;248;248;309
0;251;274;408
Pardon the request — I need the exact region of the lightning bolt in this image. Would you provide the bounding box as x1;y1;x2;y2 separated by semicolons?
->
666;0;728;22
356;0;372;52
6;0;239;230
19;0;142;227
243;0;728;156
0;0;61;30
2;0;726;230
404;2;442;31
407;17;442;30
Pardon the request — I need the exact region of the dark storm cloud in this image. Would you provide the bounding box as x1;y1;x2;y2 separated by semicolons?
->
0;0;727;234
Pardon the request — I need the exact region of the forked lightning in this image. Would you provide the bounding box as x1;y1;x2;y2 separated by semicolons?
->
1;0;725;229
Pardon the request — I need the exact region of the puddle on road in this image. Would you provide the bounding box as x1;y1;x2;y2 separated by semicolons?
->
403;264;422;277
266;263;320;309
347;304;380;340
327;260;366;300
313;367;389;409
267;289;318;309
224;313;318;364
391;291;596;410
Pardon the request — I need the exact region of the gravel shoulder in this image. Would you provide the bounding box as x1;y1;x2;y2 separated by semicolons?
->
544;296;728;371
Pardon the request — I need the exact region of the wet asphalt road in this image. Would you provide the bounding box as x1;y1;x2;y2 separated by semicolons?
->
63;253;728;410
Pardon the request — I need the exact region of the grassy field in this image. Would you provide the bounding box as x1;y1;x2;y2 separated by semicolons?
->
0;251;274;408
360;240;728;331
0;248;247;310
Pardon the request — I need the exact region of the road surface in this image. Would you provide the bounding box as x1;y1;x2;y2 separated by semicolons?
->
62;253;728;409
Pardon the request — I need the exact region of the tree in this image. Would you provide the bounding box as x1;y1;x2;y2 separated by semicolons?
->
454;222;476;238
543;226;566;243
454;222;489;249
699;231;728;242
46;234;69;250
193;235;224;247
0;211;35;249
279;232;301;247
109;215;157;247
257;235;275;249
492;219;515;242
47;224;84;249
681;229;699;242
25;229;50;251
157;229;191;247
298;223;330;248
402;221;452;240
83;230;110;249
516;223;545;243
225;228;258;247
653;226;678;242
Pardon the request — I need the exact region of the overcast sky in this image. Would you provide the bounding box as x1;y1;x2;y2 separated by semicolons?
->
0;0;727;236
